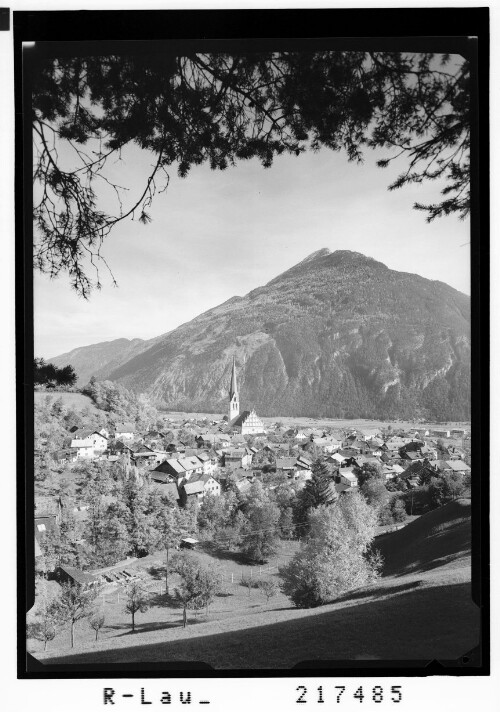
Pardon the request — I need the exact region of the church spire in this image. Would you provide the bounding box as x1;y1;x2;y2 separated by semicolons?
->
228;355;240;423
229;355;238;398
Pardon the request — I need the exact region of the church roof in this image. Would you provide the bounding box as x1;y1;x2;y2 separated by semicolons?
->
229;356;238;398
229;410;251;428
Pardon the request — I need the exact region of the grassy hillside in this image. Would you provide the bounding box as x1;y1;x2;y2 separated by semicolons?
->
34;391;99;413
34;499;478;669
375;498;472;577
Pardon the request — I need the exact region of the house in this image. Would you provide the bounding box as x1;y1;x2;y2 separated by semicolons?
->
72;429;108;452
196;433;219;448
311;436;340;453
276;457;297;474
129;444;158;467
55;565;99;588
153;457;187;483
432;429;451;439
178;455;204;479
70;438;95;460
295;455;313;472
149;476;180;502
328;452;347;467
180;537;199;550
114;422;135;440
445;460;471;474
359;428;382;440
53;449;72;464
433;459;453;474
382;464;405;480
181;474;221;504
196;450;218;475
224;448;252;470
334;470;358;492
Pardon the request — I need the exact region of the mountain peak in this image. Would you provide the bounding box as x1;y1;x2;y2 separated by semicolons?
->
298;248;332;265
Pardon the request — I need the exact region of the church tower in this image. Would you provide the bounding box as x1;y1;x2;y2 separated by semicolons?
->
228;356;240;424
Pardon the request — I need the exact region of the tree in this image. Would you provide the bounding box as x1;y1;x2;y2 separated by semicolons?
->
294;458;338;527
32;51;470;296
280;495;379;608
34;358;77;388
258;579;278;605
124;581;150;633
360;478;390;512
171;554;213;628
156;504;190;595
88;611;106;641
58;582;99;648
354;462;384;488
27;582;62;651
429;471;466;507
197;492;228;537
240;499;280;563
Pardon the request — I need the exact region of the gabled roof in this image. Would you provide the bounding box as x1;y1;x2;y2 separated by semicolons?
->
276;457;297;470
183;480;205;495
70;438;94;448
57;565;98;586
179;456;203;471
225;448;246;458
115;422;135;432
197;450;211;461
229;411;251;428
445;460;471;472
340;472;358;482
155;458;186;475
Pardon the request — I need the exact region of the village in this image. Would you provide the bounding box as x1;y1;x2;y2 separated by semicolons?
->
30;358;472;660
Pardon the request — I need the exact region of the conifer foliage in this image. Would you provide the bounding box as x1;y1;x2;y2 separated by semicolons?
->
32;50;470;296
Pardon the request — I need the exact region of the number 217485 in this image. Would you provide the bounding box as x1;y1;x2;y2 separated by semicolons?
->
296;686;402;704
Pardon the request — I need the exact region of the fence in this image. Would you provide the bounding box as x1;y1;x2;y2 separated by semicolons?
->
98;557;294;606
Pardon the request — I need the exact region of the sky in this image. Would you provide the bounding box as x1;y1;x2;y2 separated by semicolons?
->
34;108;471;359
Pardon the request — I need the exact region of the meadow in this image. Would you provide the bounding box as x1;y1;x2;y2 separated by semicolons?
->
33;499;478;669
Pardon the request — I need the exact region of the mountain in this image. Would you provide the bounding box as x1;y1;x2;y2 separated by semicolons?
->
49;337;159;387
50;250;471;420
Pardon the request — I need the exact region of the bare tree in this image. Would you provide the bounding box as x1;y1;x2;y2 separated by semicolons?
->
258;579;278;605
88;611;106;641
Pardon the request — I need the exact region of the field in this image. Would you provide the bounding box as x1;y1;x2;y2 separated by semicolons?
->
161;410;470;433
34;391;99;413
32;499;479;669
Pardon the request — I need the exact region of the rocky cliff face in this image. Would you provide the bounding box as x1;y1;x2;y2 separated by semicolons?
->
96;249;470;421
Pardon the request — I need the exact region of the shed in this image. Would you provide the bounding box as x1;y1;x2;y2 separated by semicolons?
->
180;537;199;550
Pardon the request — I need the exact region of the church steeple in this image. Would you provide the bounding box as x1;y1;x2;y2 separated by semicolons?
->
228;356;240;423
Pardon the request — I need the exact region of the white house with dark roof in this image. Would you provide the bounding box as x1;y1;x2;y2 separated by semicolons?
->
181;474;221;504
114;422;135;440
70;438;96;459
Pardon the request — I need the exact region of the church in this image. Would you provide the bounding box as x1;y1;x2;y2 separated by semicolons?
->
227;356;266;435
